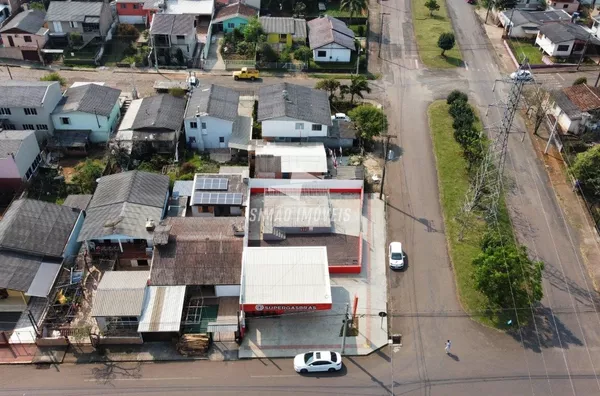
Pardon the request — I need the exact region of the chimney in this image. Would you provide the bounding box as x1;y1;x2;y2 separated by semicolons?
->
145;219;156;231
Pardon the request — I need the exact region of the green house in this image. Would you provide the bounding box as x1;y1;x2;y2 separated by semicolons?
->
213;2;259;33
260;16;307;48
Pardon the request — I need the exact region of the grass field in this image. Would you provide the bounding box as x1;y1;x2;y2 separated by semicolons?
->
412;0;462;68
507;39;543;65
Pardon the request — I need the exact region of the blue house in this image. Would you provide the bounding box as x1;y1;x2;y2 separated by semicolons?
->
213;2;259;33
51;83;122;145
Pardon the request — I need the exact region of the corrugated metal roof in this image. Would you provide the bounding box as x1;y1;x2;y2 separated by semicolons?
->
241;246;331;305
45;1;104;22
260;17;306;38
257;83;332;125
137;285;186;332
91;271;149;317
172;180;194;197
255;142;327;173
26;262;61;297
150;13;195;36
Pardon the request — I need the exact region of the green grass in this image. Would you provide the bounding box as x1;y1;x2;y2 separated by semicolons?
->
507;39;543;65
313;2;350;17
103;40;136;65
412;0;462;68
349;24;367;36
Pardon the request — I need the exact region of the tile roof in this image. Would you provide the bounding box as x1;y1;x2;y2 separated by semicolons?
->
45;1;104;22
257;83;332;125
0;9;47;35
213;2;258;23
551;89;581;119
91;271;149;317
538;22;600;44
0;199;80;258
62;194;93;211
53;84;121;117
0;130;36;159
0;80;57;108
131;94;186;131
185;84;240;121
151;217;245;286
562;84;600;112
260;17;307;39
308;16;355;50
150;13;195;36
89;171;170;209
0;251;43;292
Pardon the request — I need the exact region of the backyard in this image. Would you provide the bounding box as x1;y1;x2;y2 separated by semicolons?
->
507;38;543;65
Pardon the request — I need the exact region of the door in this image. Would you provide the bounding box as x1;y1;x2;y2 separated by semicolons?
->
22;50;40;61
7;36;14;47
53;21;63;33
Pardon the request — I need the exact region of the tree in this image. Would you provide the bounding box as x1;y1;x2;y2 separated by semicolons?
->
424;0;440;16
573;77;588;85
447;90;468;105
175;48;184;65
29;1;45;11
493;0;518;10
40;72;66;86
571;145;600;197
293;1;307;16
294;45;313;62
348;105;388;150
258;42;278;62
437;32;455;56
341;0;367;25
72;159;104;194
243;17;264;43
340;75;372;104
315;78;341;101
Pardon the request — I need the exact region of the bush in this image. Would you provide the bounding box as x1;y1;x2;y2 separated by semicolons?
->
69;32;83;45
117;24;140;40
452;112;475;130
175;48;184;65
573;77;588;86
294;45;313;61
258;42;278;62
447;90;468;105
279;45;293;63
168;87;186;97
122;45;137;57
180;161;196;174
449;100;472;118
40;72;66;86
236;41;253;57
358;25;365;36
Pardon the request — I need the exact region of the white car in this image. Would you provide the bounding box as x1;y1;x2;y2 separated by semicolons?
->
331;113;351;122
389;242;405;270
293;351;343;373
510;70;532;81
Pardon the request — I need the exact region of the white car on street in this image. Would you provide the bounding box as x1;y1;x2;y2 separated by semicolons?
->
293;351;343;373
389;242;405;270
510;70;532;81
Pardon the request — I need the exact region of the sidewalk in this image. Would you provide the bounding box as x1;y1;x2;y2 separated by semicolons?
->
63;343;208;364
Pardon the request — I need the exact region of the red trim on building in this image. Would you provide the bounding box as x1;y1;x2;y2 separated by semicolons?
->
329;265;361;274
242;303;332;314
250;188;362;194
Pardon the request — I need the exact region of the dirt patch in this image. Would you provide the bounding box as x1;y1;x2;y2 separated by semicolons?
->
58;149;107;183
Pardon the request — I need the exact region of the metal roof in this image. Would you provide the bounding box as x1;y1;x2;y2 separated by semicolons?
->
0;199;80;257
0;130;36;159
260;17;306;39
255;142;328;173
501;9;571;26
91;271;149;317
26;262;61;297
0;251;43;292
137;285;186;332
78;203;164;241
172;180;194;197
88;171;170;210
257;83;332;126
130;94;186;131
308;16;355;50
0;80;57;108
63;194;93;211
0;9;47;35
241;246;331;305
150;13;195;36
190;173;248;206
185;84;240;121
538;22;600;44
53;84;121;117
45;1;104;22
262;194;332;231
228;116;253;150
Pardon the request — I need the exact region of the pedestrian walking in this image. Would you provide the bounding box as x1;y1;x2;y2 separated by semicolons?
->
445;340;451;354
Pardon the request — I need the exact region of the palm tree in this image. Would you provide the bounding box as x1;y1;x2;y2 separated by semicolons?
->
341;75;371;104
315;78;341;101
341;0;367;25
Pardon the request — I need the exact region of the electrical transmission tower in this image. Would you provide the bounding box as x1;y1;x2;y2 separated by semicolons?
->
457;61;533;235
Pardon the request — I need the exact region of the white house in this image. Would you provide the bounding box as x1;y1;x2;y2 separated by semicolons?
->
257;83;332;142
499;9;571;38
308;16;356;63
549;84;600;134
535;22;600;57
514;0;546;10
150;13;197;62
548;0;579;14
51;83;122;144
0;130;43;189
254;142;328;179
0;80;62;139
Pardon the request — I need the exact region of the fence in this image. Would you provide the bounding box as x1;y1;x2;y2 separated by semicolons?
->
224;59;257;70
257;62;307;71
202;21;214;60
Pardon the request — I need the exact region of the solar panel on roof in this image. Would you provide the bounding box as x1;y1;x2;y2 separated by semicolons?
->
195;178;229;191
193;192;243;205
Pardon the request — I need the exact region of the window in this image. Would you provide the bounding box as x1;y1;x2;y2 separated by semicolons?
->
557;44;570;52
227;22;235;29
295;122;304;130
133;3;140;8
201;122;207;129
69;21;78;28
280;33;287;40
23;124;35;130
176;35;185;41
24;36;32;43
317;50;327;57
106;316;139;332
137;259;149;266
120;3;126;8
188;136;196;143
25;168;33;180
60;117;71;125
563;3;568;7
36;124;48;130
4;124;16;130
24;108;37;115
83;23;99;32
190;121;198;128
219;136;225;143
312;124;322;131
0;108;10;115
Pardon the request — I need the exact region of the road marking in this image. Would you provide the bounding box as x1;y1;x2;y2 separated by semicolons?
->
414;59;418;69
84;377;202;382
250;375;297;378
556;73;565;81
464;61;469;71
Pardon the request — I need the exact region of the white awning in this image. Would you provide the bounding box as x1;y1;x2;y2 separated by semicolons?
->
26;262;61;298
206;322;238;333
137;285;186;333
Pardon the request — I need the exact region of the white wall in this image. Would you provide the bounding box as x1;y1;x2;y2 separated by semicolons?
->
0;157;20;179
119;15;145;24
535;33;573;56
313;44;352;63
52;111;111;143
1;82;62;135
215;285;241;297
262;118;328;138
14;132;40;178
171;33;197;58
551;104;578;133
184;115;233;150
249;178;363;190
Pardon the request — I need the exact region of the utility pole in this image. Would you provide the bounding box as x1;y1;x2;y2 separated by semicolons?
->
341;303;349;354
595;69;600;87
485;0;493;24
577;32;592;71
355;48;361;75
2;63;12;80
379;134;393;200
378;13;389;59
545;112;560;154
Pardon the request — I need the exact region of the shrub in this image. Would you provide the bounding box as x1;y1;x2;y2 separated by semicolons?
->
236;41;253;56
40;72;66;86
180;161;196;174
169;87;186;97
258;42;278;62
117;24;140;40
452;112;475;130
447;90;468;105
69;32;83;45
294;45;312;61
449;100;472;119
122;45;137;57
358;25;365;36
573;77;587;86
279;45;293;63
175;48;184;65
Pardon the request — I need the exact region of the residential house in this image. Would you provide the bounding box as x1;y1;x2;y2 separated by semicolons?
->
0;130;43;190
0;80;63;140
212;2;258;33
308;16;355;63
116;0;148;25
51;83;122;145
257;83;332;142
0;10;49;62
216;0;260;10
45;1;114;45
0;4;9;26
184;84;251;151
115;94;186;155
514;0;546;10
549;84;600;134
535;22;600;57
189;173;249;217
499;9;571;39
150;13;197;62
548;0;579;13
260;17;306;50
0;199;83;343
77;170;170;268
253;142;328;179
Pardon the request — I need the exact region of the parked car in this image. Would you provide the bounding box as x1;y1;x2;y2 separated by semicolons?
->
389;241;405;270
233;67;260;81
510;70;532;81
332;113;351;122
293;351;343;373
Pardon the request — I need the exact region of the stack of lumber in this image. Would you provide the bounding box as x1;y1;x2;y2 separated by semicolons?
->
177;334;210;356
